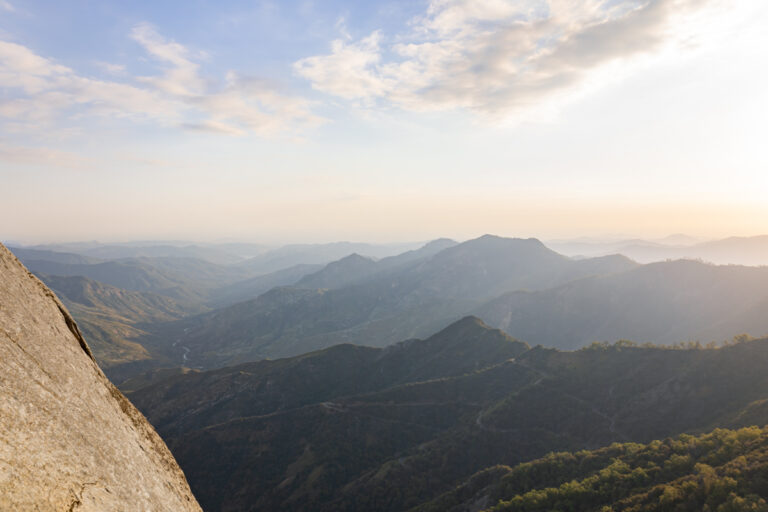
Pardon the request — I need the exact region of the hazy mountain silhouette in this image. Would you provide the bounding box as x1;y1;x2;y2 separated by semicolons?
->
8;246;102;265
150;236;636;369
236;241;423;274
293;238;459;291
551;234;768;266
209;263;323;307
295;253;379;289
14;253;258;304
48;243;246;264
476;259;768;349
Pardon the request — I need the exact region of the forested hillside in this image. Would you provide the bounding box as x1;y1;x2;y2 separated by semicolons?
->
129;318;768;511
417;427;768;511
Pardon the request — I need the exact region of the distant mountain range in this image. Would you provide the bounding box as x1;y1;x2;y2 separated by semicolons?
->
234;241;425;274
208;263;324;307
550;234;768;266
22;241;264;264
9;234;768;382
146;236;636;369
128;317;768;512
476;259;768;349
14;255;221;302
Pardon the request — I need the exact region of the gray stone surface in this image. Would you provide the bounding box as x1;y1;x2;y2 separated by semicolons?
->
0;243;201;511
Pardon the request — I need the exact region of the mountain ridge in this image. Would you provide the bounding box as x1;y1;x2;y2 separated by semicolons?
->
129;315;768;511
148;235;636;370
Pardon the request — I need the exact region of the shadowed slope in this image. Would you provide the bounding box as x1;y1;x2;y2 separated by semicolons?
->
130;318;768;512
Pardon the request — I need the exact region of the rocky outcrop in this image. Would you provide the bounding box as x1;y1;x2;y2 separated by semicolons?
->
0;243;201;511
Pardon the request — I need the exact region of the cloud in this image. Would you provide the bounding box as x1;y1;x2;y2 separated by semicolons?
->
334;15;353;41
182;120;247;136
0;25;323;137
96;62;127;76
295;0;712;119
187;72;324;136
0;1;13;12
0;142;94;169
295;32;392;101
0;40;177;128
130;23;206;96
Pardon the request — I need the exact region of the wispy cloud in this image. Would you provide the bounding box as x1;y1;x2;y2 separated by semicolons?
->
187;72;324;136
130;23;206;97
0;1;14;12
95;62;127;76
130;24;324;136
0;142;94;169
0;40;177;127
334;15;353;40
0;25;323;137
295;0;713;120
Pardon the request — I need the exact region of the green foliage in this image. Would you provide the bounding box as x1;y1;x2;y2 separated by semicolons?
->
477;427;768;512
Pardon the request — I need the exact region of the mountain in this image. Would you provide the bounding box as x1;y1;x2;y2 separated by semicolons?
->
129;316;528;432
129;317;529;510
149;236;637;369
7;246;102;265
28;240;271;260
41;273;203;323
293;239;459;292
208;263;323;307
400;235;578;299
476;259;768;350
124;256;257;292
235;241;424;274
14;257;205;301
550;234;768;266
38;274;205;368
377;237;458;266
12;250;258;304
128;317;768;512
545;237;676;260
67;243;247;264
295;253;379;289
0;243;200;511
691;235;768;266
365;237;460;274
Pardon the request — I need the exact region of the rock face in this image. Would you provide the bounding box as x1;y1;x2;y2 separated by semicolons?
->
0;244;201;511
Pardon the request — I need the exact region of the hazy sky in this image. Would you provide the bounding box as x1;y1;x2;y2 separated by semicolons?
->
1;0;767;244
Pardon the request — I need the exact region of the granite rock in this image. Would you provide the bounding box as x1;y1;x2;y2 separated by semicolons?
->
0;243;201;511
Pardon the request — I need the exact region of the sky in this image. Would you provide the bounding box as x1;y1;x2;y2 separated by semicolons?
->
1;0;767;244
